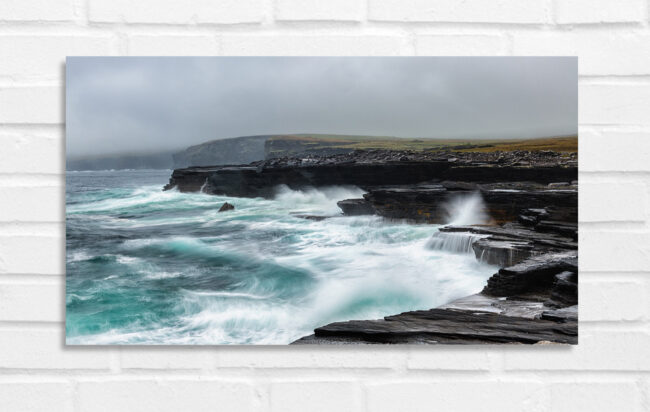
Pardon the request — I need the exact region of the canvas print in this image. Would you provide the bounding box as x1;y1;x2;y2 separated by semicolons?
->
66;57;577;345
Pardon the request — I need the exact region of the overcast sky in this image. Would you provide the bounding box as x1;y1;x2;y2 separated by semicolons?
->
66;57;577;158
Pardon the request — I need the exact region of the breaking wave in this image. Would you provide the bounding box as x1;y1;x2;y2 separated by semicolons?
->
66;170;496;344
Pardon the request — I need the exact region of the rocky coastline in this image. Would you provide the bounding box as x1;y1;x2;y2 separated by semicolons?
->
163;148;578;344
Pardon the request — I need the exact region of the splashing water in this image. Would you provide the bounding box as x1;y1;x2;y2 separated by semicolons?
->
66;170;496;345
426;232;488;254
427;192;491;255
442;192;488;226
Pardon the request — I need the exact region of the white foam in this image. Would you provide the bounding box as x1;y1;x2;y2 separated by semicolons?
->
273;185;366;215
442;191;489;226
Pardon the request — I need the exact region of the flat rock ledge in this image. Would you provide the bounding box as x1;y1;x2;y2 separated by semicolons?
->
293;307;577;345
293;245;578;345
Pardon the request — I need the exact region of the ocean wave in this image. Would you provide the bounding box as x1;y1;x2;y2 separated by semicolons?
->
273;185;366;215
66;175;499;344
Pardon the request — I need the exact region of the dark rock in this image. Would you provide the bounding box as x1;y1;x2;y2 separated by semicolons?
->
535;220;577;240
540;305;578;323
437;223;577;257
292;214;329;221
363;182;576;224
471;238;536;267
292;308;576;344
337;198;376;216
482;252;577;297
518;208;549;226
218;202;235;212
545;271;578;308
163;149;578;197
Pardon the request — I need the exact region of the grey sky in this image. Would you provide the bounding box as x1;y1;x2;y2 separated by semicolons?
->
66;57;577;158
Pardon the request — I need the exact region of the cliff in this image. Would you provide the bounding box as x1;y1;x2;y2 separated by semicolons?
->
172;135;271;168
66;151;175;171
163;147;578;344
164;149;577;197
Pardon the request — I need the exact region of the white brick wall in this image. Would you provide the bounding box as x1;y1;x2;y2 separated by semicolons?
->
0;1;648;410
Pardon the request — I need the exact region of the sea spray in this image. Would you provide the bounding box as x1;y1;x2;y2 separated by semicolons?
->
427;192;490;254
442;191;489;226
273;184;366;215
66;170;497;344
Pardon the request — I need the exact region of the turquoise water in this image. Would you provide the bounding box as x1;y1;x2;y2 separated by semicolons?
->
66;170;496;344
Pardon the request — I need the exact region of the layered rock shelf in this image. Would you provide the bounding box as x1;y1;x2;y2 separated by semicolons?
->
163;149;577;197
293;248;578;344
163;148;578;344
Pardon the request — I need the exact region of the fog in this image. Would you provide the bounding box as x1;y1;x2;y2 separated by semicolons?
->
66;57;577;158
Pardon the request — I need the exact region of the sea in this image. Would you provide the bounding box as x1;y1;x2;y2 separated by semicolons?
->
65;169;496;344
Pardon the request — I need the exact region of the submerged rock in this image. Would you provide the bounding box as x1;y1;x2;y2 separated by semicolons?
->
292;214;330;221
218;202;235;212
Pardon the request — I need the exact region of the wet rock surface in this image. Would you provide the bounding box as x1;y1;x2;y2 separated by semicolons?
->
293;308;577;345
294;205;578;344
361;181;577;224
294;248;579;345
337;198;376;216
163;149;577;196
162;148;579;345
437;223;576;267
218;202;235;212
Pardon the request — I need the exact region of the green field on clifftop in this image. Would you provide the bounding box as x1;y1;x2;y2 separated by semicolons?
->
266;134;578;155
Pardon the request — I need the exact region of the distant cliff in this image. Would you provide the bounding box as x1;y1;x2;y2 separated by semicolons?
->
67;151;175;171
172;135;271;168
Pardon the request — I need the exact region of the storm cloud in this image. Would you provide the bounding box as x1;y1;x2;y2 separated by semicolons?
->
66;57;577;158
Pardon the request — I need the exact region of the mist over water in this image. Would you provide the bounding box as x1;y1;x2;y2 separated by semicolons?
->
66;170;496;344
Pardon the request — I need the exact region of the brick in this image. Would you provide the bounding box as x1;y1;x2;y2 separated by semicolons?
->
76;380;255;412
580;83;650;125
0;281;63;322
0;131;63;174
513;32;650;75
120;347;213;369
555;0;644;24
0;186;63;222
369;0;548;23
407;346;495;370
127;35;219;55
580;130;650;172
580;279;647;321
271;382;361;412
0;236;63;275
579;180;646;222
215;347;405;368
366;381;547;412
504;329;650;370
221;35;409;55
0;329;110;369
549;381;643;411
0;382;73;412
0;0;75;22
580;232;650;272
0;87;62;124
275;0;364;21
89;0;264;24
416;34;507;55
0;36;115;82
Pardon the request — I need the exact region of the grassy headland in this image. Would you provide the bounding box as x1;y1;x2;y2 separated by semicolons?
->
265;134;577;157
